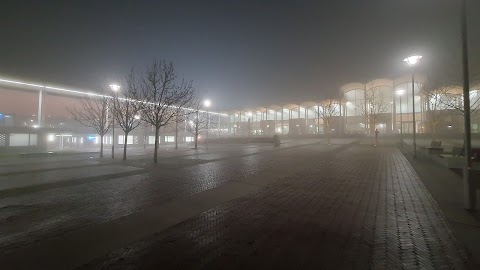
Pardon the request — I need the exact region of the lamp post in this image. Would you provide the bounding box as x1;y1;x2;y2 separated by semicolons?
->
460;0;474;210
203;99;211;150
404;55;422;158
396;89;405;146
109;84;120;159
246;112;252;136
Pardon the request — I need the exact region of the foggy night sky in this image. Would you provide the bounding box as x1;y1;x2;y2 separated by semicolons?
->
1;0;479;110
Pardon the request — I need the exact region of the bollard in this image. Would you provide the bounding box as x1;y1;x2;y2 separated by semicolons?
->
273;135;280;147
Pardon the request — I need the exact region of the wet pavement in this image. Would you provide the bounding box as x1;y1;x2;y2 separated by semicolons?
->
0;139;474;269
0;140;327;254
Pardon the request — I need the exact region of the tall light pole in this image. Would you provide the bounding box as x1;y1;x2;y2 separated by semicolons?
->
109;84;120;159
460;0;474;210
396;89;405;146
404;55;422;158
246;112;252;136
203;99;211;150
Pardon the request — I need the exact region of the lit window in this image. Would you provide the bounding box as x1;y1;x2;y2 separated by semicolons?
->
148;136;161;144
165;136;175;142
118;135;134;144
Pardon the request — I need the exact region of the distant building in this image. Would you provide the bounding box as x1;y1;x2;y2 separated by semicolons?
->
1;75;479;151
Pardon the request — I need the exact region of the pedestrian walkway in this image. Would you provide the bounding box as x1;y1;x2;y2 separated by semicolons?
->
81;145;473;269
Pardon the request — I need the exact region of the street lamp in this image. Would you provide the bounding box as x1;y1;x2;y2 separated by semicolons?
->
203;99;211;150
404;55;422;158
246;111;252;136
109;83;120;159
396;89;405;146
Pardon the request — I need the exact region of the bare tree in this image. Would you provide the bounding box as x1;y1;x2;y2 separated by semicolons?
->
358;89;390;134
426;70;480;121
316;99;340;144
112;70;144;160
438;86;480;117
140;60;195;163
164;110;188;149
422;84;450;138
186;97;209;149
68;90;111;157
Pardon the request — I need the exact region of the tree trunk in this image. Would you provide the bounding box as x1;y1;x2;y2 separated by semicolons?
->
123;131;128;160
175;120;178;150
154;127;159;163
326;122;331;145
194;126;198;149
100;134;104;158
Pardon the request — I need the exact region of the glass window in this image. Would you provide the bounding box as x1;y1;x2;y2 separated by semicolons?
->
148;136;161;144
29;134;37;146
9;133;30;146
118;135;134;145
165;136;175;142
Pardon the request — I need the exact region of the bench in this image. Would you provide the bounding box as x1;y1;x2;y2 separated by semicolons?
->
420;140;444;155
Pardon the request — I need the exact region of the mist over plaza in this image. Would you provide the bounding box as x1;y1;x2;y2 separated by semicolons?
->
1;1;480;269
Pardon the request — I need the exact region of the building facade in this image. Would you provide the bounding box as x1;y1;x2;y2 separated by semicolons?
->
1;75;479;151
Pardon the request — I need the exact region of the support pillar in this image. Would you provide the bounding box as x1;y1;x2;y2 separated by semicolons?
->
305;107;308;134
38;88;46;127
281;108;284;134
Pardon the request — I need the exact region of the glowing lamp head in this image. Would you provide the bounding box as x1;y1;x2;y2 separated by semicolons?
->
203;99;211;108
109;84;121;92
134;115;141;120
396;89;406;96
403;55;422;66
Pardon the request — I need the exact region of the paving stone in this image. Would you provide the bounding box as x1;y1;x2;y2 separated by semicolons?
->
81;146;473;269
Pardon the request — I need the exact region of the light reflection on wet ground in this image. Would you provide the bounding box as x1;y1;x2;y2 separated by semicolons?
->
0;140;352;252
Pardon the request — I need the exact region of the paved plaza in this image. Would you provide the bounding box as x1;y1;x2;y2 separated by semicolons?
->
0;139;477;269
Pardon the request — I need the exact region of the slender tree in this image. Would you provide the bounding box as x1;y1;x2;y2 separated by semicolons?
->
423;83;464;138
358;89;390;134
439;86;480;116
186;97;209;149
140;60;195;163
112;70;144;160
67;90;111;157
316;99;340;145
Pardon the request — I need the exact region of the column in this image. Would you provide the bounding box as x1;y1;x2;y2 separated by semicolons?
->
281;108;284;134
38;88;46;127
305;107;308;134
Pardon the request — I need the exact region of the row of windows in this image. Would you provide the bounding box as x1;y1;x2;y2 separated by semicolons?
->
45;135;196;145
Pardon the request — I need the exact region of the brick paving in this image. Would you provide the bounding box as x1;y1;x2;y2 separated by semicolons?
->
81;145;472;270
0;140;335;255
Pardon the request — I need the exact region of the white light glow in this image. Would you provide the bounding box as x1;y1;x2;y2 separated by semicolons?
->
396;89;406;96
203;99;211;108
134;115;141;120
404;55;422;66
109;84;121;91
48;134;55;142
